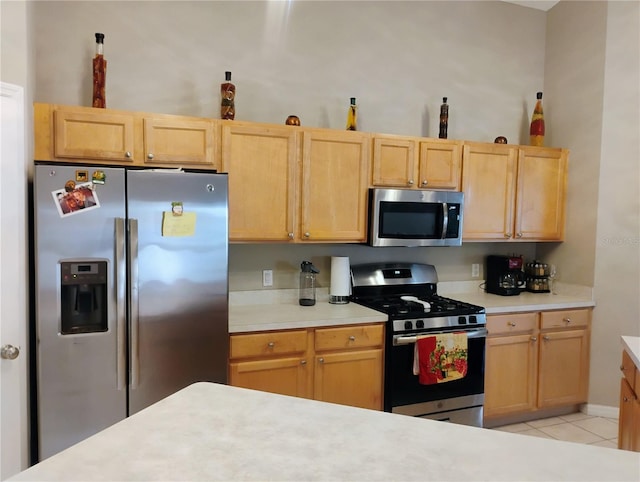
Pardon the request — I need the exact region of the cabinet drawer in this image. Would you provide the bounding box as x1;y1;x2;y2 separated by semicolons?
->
487;312;538;335
230;330;307;359
315;324;384;351
540;309;590;330
621;350;638;391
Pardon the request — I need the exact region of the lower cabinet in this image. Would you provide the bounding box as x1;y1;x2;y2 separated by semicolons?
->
618;349;640;451
229;323;384;410
484;308;591;421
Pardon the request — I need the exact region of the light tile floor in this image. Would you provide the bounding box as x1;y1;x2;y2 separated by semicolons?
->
493;412;619;449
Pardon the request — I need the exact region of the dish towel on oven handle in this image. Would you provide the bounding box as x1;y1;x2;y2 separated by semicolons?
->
412;332;468;385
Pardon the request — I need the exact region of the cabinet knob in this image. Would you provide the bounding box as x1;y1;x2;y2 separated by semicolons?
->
421;180;428;186
504;233;512;238
407;179;414;185
623;396;630;403
288;232;294;239
530;337;538;342
318;357;324;364
508;321;516;327
304;232;310;238
543;335;550;341
267;342;275;348
348;336;356;341
300;359;307;365
125;151;132;158
516;232;523;238
147;153;154;160
563;317;572;324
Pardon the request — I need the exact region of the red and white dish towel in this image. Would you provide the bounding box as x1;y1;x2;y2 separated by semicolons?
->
412;332;468;385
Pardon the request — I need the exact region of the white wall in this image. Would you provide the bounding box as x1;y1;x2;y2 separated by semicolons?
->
541;0;640;408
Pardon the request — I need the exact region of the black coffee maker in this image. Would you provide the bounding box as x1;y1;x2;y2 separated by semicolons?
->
486;255;526;296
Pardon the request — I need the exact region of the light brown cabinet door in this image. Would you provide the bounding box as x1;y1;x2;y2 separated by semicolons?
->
314;349;383;410
143;117;217;167
537;329;590;408
419;140;462;190
618;377;637;451
221;124;299;241
371;135;417;188
461;143;518;240
485;333;538;418
515;147;568;241
230;357;310;399
301;130;371;242
53;109;135;163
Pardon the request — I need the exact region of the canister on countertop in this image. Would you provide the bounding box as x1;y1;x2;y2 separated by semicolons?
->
299;261;319;306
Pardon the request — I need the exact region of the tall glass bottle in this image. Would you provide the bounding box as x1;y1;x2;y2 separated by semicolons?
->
220;71;235;120
92;33;106;108
346;97;357;131
438;97;449;139
529;91;545;146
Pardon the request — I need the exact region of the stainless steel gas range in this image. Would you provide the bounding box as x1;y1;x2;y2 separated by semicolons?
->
351;263;487;427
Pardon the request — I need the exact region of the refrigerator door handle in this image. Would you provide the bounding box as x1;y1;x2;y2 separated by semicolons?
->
115;218;127;391
129;218;140;389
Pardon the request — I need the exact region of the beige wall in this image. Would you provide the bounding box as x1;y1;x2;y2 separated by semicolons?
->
541;0;640;407
5;1;638;409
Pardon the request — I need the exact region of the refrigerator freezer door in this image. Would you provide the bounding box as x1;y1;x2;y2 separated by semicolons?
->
126;170;228;415
34;165;127;460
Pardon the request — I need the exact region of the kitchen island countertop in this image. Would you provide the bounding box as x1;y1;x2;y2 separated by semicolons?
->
622;335;640;368
11;382;639;482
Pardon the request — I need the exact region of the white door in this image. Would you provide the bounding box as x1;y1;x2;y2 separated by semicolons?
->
0;82;29;479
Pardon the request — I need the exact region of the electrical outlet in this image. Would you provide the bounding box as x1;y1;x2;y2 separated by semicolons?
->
262;269;273;287
471;263;480;279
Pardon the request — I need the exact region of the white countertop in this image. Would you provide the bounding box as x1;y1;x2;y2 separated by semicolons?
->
229;288;386;333
229;284;595;333
622;336;640;368
11;382;639;482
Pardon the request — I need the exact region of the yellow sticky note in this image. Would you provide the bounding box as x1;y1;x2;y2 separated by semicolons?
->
162;211;196;237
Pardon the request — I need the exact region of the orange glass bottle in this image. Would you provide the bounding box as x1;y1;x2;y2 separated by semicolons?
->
92;33;106;108
346;97;357;131
220;71;236;120
529;92;545;146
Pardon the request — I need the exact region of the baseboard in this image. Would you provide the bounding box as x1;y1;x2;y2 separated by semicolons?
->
581;403;619;419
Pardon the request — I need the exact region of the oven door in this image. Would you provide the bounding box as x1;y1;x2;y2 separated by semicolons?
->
386;328;486;421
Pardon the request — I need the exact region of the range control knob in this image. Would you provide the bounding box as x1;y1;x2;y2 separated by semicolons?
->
416;320;424;329
404;321;413;330
458;316;467;325
469;315;478;324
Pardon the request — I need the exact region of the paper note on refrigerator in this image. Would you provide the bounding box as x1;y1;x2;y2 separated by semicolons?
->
162;212;196;237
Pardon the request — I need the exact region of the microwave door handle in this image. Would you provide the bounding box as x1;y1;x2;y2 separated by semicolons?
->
441;203;449;239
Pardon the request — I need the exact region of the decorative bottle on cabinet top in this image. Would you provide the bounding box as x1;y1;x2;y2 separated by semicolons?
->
346;97;357;131
439;97;449;139
92;33;106;108
220;71;235;120
529;91;545;146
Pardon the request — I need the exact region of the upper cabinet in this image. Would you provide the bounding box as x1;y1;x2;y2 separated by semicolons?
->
461;142;568;242
34;103;569;245
301;129;371;242
221;122;300;242
372;135;461;190
142;117;216;166
34;103;219;169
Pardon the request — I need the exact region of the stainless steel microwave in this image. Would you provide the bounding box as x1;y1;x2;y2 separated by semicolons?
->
368;188;464;247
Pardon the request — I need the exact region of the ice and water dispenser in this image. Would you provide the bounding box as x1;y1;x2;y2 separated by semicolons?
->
60;261;108;334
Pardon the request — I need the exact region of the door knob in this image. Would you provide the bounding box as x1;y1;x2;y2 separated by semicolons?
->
1;344;20;360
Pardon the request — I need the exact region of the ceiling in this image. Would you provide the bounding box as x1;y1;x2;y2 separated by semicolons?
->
502;1;560;11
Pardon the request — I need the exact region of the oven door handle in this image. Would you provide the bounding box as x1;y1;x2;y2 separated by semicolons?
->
393;328;487;346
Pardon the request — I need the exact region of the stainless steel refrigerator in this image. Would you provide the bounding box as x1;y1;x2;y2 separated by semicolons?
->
32;164;229;461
